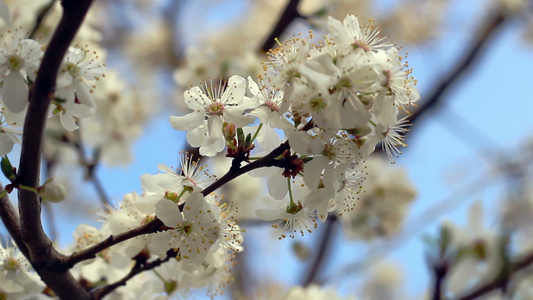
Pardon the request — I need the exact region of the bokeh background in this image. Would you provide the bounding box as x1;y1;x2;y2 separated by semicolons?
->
3;0;533;298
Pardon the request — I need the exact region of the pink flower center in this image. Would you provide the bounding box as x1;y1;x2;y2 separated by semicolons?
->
206;102;225;116
352;39;370;52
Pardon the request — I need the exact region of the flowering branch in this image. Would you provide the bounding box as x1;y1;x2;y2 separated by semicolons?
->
64;140;290;268
64;218;164;267
91;253;175;300
201;141;290;196
260;0;303;52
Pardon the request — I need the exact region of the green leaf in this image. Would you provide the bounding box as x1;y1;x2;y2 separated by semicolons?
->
1;156;15;181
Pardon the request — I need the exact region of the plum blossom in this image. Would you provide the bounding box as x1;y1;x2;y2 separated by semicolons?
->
0;108;21;155
327;15;392;54
0;240;45;295
170;75;256;156
150;192;219;262
51;46;105;130
0;28;42;113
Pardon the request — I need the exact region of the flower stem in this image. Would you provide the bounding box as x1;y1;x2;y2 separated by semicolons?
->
287;177;296;207
18;184;38;193
251;123;263;142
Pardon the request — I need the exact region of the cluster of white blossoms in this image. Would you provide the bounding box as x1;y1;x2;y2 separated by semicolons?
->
0;1;150;165
0;240;45;298
55;153;242;298
170;14;419;237
0;1;422;296
0;26;105;147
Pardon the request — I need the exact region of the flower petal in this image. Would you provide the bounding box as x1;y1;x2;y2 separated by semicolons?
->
169;111;205;131
2;71;29;113
155;199;182;226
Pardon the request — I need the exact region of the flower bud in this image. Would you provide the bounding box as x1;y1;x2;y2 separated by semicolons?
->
223;122;236;142
39;181;67;203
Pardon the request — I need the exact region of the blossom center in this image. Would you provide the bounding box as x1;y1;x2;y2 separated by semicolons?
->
321;144;336;159
352;39;370;52
310;96;327;112
66;62;81;77
3;257;19;271
7;55;24;71
206;102;225;116
178;222;193;236
264;100;280;112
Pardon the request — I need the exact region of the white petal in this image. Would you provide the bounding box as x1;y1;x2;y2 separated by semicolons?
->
267;172;288;200
155;199;182;226
0;133;15;155
0;1;11;27
223;75;246;105
147;232;173;257
303;156;328;189
247;76;260;97
2;71;29;113
256;208;283;221
59;113;79;131
286;131;323;155
169;111;205;131
74;81;96;109
186;125;207;147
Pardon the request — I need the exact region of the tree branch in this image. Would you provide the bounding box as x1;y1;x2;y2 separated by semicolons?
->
28;0;57;39
16;0;94;298
453;249;533;300
260;0;302;53
303;215;336;286
201;141;290;196
64;218;164;267
407;11;506;129
0;183;26;255
91;254;174;300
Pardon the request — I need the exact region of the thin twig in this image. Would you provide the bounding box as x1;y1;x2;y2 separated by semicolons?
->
453;250;533;300
407;12;506;130
91;255;174;299
28;0;57;39
65;218;164;267
71;129;111;207
325;174;499;282
201;141;290;196
260;0;303;53
303;215;336;286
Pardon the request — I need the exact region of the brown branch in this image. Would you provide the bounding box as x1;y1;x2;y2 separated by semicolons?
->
28;0;57;39
70;129;111;207
260;0;303;53
16;0;94;299
65;141;289;269
0;183;27;255
407;11;506;130
454;250;533;300
64;218;164;267
303;215;336;286
91;255;173;299
201;141;290;196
